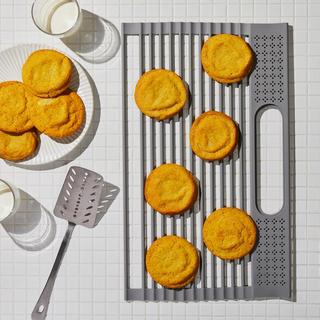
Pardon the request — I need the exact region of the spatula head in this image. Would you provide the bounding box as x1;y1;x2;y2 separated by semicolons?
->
54;166;104;228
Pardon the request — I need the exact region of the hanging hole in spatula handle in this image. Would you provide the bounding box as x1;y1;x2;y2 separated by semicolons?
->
31;222;76;320
31;297;49;320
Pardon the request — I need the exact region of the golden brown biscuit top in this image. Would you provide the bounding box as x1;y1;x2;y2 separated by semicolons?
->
203;207;257;260
144;163;197;215
22;49;72;96
0;81;33;133
134;69;187;120
0;130;38;161
201;34;253;83
190;111;238;161
27;91;85;138
146;235;199;288
31;96;70;127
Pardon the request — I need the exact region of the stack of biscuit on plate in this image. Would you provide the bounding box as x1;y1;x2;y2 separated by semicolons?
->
0;49;85;161
134;34;257;289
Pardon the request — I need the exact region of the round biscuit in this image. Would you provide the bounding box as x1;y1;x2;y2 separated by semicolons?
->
27;90;85;139
0;81;33;133
201;34;254;84
146;235;199;289
22;49;72;98
0;130;38;161
134;69;187;120
203;207;257;260
144;163;198;215
190;111;238;161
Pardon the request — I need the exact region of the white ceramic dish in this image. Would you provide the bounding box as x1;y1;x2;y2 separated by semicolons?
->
0;43;93;166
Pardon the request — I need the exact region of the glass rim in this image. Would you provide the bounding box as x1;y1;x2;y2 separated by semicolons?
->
31;0;81;37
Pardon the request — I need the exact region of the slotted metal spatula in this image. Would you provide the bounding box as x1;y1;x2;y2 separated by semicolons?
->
31;166;104;320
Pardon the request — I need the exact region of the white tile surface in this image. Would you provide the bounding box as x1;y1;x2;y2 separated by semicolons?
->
0;0;319;319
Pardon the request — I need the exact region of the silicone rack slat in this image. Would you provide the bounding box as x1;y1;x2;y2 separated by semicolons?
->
122;22;291;301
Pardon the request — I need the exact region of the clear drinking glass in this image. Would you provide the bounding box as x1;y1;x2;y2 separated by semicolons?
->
31;0;120;63
31;0;82;38
0;180;56;251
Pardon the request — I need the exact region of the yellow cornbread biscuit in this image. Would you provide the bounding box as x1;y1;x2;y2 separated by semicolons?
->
190;111;238;161
27;91;85;138
22;49;72;97
146;235;199;288
134;69;187;120
0;81;33;133
203;207;257;260
0;130;38;161
201;34;254;84
144;163;197;215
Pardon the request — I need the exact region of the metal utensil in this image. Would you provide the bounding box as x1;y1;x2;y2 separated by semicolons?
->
31;166;104;320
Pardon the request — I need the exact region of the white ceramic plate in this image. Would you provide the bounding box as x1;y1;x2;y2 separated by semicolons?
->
0;44;94;166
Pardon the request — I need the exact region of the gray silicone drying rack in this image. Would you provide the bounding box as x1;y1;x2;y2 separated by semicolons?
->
122;22;290;301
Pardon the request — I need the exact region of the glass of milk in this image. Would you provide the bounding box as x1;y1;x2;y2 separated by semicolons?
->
0;180;20;223
31;0;120;63
31;0;82;38
0;180;56;251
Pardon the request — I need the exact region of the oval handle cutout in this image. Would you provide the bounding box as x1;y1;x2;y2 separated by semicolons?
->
256;106;283;215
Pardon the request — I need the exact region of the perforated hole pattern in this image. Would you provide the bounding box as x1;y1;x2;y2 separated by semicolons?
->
253;34;285;104
251;31;289;289
54;166;104;228
255;218;287;287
